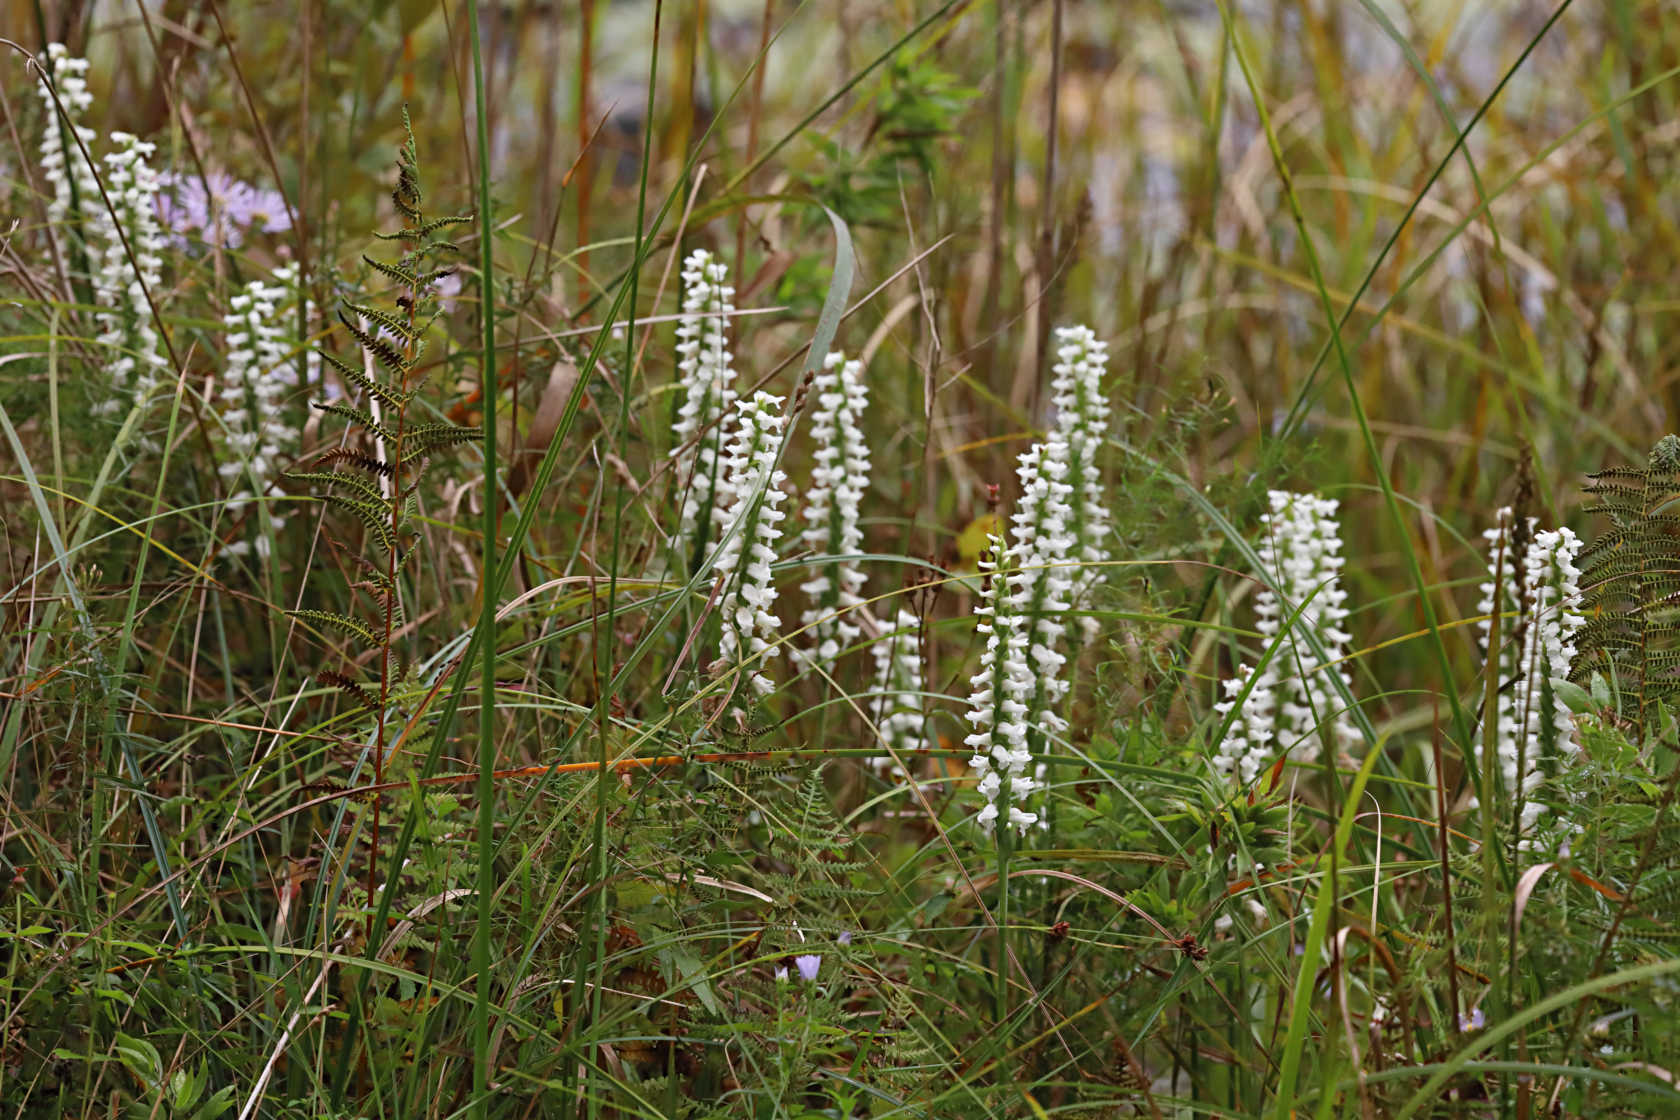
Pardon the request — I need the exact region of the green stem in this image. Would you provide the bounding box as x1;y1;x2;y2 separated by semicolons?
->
467;0;500;1112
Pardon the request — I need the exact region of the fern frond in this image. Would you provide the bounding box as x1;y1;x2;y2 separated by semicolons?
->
341;300;419;345
373;214;472;241
337;311;409;378
317;669;380;714
313;400;395;443
405;422;481;454
287;608;379;648
286;470;388;509
317;350;410;411
363;253;423;290
313;447;394;477
322;493;400;553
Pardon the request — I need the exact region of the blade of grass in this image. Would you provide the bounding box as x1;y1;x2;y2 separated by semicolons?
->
1270;730;1383;1115
465;0;499;1113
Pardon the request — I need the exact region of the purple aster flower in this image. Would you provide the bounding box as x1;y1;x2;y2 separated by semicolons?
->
1458;1007;1485;1032
434;271;462;311
154;169;290;249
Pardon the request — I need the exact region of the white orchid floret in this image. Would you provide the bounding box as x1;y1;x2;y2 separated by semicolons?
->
1474;511;1585;845
219;266;301;559
964;537;1040;834
671;249;740;555
1214;490;1357;785
870;607;927;775
713;391;789;699
1213;664;1278;785
91;131;169;414
1526;526;1584;771
965;422;1087;832
799;351;872;666
1005;435;1078;722
35;43;100;228
1476;507;1530;796
1049;325;1114;641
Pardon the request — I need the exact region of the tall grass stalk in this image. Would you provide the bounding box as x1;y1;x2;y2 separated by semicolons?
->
467;0;499;1110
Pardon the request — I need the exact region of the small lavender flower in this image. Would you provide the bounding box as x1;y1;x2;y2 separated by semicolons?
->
1213;491;1357;783
153;168;290;250
799;351;871;667
219;265;301;559
92;132;169;412
870;607;928;775
794;954;821;982
671;249;740;559
34;43;100;229
713;391;789;699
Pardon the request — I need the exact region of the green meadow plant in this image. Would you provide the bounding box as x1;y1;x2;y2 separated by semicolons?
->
8;8;1680;1119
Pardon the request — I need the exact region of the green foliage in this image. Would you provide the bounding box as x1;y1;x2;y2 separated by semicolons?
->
1573;434;1680;741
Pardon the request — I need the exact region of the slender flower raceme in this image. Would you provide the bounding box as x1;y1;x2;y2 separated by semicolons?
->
799;351;871;667
1524;527;1585;770
1006;436;1078;724
92;132;169;413
35;43;99;229
671;249;740;561
965;326;1117;829
1475;509;1584;840
1476;507;1529;800
1049;326;1114;641
1213;491;1357;784
713;391;790;699
219;265;301;559
964;537;1039;833
870;607;928;775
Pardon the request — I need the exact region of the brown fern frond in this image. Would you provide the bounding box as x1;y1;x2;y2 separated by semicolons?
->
337;310;409;378
314;448;395;477
317;669;380;714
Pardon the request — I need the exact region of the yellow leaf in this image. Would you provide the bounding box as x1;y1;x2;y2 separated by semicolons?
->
956;513;1001;570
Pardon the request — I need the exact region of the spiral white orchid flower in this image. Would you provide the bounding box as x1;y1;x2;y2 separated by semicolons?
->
92;132;169;414
671;249;740;559
799;351;871;667
35;43;99;228
219;266;301;559
1214;490;1357;784
713;391;790;699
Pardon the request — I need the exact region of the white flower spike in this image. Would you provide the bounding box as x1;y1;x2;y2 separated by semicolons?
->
870;607;929;775
35;44;100;229
671;249;740;558
1475;508;1584;845
1049;326;1113;640
799;351;871;668
92;132;169;414
964;536;1040;834
713;391;790;699
1214;491;1357;784
219;266;302;560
